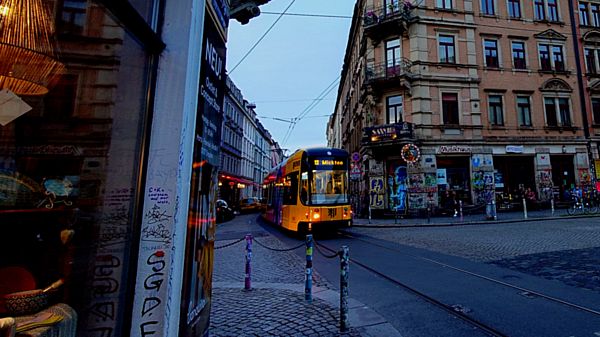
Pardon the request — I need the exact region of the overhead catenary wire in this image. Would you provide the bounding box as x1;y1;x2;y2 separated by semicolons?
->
228;0;296;74
281;75;341;147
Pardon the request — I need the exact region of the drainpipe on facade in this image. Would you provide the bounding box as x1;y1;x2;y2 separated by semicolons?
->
568;0;596;181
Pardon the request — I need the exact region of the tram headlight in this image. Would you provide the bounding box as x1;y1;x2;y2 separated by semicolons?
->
312;209;320;220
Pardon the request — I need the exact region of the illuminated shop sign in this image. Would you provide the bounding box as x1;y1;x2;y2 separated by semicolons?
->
437;145;472;154
363;122;413;143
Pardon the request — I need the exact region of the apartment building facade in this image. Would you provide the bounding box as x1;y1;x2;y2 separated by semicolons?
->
330;0;595;215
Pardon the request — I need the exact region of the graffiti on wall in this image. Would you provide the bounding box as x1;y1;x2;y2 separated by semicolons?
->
472;171;495;204
536;170;553;201
369;176;385;209
387;162;407;211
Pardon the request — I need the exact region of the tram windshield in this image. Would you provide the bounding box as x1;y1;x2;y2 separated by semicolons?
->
301;157;348;205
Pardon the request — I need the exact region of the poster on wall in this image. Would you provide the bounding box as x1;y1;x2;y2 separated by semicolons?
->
180;9;226;335
437;168;447;185
369;176;385;209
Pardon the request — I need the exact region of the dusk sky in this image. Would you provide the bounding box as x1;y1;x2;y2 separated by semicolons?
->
226;0;355;154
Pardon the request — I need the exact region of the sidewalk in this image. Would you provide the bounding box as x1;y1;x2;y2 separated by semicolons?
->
352;206;581;228
209;215;402;337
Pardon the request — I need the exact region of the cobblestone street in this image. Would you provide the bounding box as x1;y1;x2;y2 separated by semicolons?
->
350;217;600;292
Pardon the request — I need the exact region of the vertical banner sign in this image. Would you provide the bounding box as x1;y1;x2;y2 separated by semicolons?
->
180;8;226;336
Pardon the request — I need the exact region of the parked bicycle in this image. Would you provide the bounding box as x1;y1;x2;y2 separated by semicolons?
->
566;191;599;215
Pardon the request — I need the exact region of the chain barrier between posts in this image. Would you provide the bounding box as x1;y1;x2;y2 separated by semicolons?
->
214;237;246;250
314;240;340;259
253;237;305;251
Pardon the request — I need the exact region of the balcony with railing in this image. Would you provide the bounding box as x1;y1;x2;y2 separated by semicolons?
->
363;59;414;94
363;2;418;41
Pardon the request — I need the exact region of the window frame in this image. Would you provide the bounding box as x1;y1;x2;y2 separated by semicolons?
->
488;94;504;126
543;96;573;127
438;34;457;64
483;38;500;68
441;92;460;125
386;95;404;124
481;0;496;15
580;1;590;25
511;40;527;69
538;43;566;71
592;96;600;124
507;0;522;18
437;0;454;9
385;38;402;76
516;95;533;127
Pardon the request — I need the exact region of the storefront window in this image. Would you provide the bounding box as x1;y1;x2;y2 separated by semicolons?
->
0;1;154;335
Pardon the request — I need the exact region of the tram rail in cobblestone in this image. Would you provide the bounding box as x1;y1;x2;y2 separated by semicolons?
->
318;229;600;336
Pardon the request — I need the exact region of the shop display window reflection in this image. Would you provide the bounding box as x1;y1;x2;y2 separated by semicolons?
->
0;1;153;334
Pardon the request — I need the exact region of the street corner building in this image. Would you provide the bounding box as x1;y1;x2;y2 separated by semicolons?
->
0;0;269;336
329;0;600;218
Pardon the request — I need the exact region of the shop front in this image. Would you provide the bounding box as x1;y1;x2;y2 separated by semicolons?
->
0;0;224;336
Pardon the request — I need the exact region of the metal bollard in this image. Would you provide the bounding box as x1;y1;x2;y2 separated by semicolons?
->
459;200;463;222
492;198;497;221
305;234;313;303
523;198;528;219
340;246;349;333
368;204;372;224
245;234;252;290
551;198;555;216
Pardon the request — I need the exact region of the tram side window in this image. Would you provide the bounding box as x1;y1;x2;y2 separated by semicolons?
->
283;173;299;205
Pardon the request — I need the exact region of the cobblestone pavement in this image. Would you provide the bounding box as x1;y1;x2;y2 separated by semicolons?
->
350;216;600;293
491;247;600;292
210;288;360;337
212;235;330;289
209;215;398;337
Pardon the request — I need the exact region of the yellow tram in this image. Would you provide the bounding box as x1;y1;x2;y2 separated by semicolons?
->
261;147;352;232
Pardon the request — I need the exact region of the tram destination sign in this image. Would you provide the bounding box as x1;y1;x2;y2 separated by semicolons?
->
313;158;346;170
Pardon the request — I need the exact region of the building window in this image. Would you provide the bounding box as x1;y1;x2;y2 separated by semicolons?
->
488;95;504;126
442;92;460;125
517;96;532;127
385;0;400;15
547;0;559;21
592;97;600;124
439;35;456;64
534;0;546;20
437;0;453;9
482;0;495;15
544;97;572;126
580;2;590;25
386;39;402;77
539;44;564;71
58;0;87;35
585;48;599;74
512;41;527;69
386;95;403;124
534;0;560;21
508;0;522;18
484;39;500;68
593;3;600;26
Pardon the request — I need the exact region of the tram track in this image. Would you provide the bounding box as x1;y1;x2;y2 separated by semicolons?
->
312;229;600;336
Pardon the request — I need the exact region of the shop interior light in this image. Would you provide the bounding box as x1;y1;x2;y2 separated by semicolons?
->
0;0;65;96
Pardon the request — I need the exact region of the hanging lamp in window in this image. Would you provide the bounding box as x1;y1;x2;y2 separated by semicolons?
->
0;0;65;96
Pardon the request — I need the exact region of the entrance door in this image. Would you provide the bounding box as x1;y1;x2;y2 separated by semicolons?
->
494;156;535;194
551;154;575;192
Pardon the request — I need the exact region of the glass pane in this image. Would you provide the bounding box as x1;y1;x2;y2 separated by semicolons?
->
129;0;158;26
0;2;152;335
310;170;349;205
388;95;403;105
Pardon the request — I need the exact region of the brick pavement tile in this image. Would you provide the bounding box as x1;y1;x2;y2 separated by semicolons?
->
210;288;362;336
